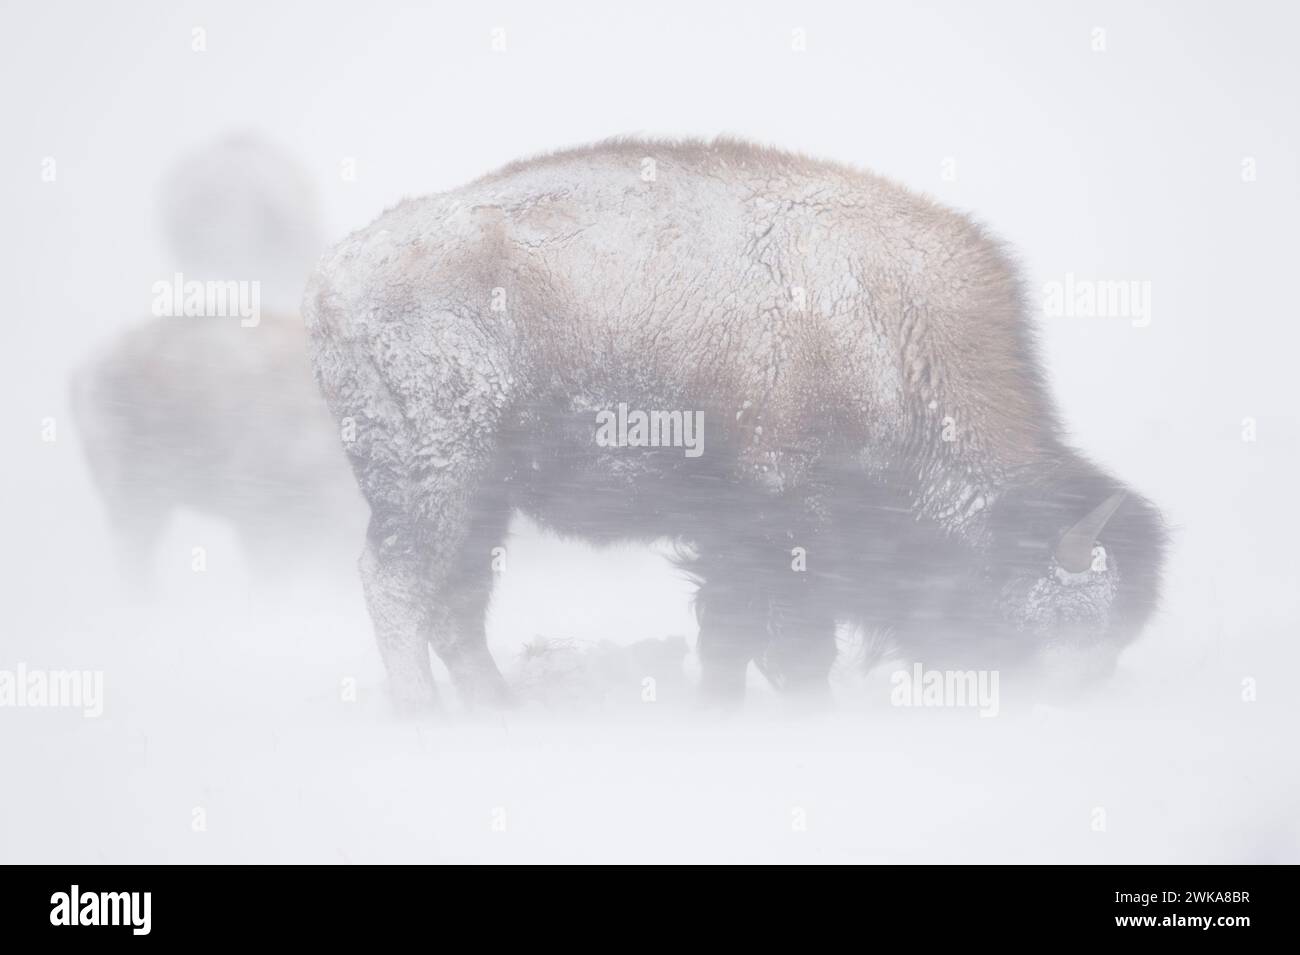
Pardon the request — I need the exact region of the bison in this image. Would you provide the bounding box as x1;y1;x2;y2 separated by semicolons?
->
72;135;364;588
304;137;1166;710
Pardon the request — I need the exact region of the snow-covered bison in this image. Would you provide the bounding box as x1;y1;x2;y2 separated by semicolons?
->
304;138;1165;710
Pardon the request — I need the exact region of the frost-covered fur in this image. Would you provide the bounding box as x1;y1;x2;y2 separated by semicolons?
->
304;137;1166;709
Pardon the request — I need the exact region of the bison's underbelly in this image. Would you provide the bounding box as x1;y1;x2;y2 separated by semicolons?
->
497;394;839;549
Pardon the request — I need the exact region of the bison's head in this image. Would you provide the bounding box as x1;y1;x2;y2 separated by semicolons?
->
987;482;1164;689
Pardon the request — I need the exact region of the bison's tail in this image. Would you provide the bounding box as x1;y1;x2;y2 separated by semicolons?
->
301;257;343;343
300;259;358;411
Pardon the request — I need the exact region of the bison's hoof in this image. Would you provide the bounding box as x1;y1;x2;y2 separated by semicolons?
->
388;672;441;717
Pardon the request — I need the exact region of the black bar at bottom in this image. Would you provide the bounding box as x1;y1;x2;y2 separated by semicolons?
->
1;864;1286;943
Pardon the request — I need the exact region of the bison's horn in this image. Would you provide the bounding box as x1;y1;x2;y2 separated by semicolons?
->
1055;491;1127;573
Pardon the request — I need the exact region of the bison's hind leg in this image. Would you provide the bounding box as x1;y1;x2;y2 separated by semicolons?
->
359;524;443;713
318;297;518;714
429;480;514;709
359;480;514;715
78;455;173;596
106;495;171;596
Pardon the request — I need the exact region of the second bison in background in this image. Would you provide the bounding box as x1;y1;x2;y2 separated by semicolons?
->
304;137;1166;710
72;135;365;589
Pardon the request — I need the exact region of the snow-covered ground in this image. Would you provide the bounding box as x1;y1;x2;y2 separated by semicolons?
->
3;419;1296;863
2;0;1297;863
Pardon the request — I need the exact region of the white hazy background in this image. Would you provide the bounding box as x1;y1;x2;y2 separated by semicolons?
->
1;0;1297;863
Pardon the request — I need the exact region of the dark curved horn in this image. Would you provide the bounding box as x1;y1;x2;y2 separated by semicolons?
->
1055;491;1126;573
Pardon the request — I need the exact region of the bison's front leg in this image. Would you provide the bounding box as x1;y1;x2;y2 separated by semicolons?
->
693;553;836;705
754;574;837;705
694;575;766;705
691;535;832;706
